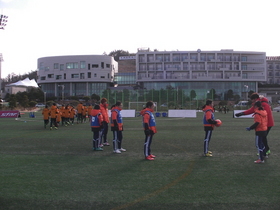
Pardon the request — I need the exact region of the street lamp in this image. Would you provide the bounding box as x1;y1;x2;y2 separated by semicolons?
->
244;85;248;100
44;92;46;105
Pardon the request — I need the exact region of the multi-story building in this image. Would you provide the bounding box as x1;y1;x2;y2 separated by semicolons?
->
37;55;118;98
266;56;280;84
36;49;270;102
135;48;266;100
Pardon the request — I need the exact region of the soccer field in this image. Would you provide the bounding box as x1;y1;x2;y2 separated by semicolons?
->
0;111;280;210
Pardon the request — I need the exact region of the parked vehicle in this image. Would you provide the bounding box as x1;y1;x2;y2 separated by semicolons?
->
234;101;248;107
35;103;45;108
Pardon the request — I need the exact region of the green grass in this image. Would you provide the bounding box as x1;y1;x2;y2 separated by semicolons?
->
1;111;280;210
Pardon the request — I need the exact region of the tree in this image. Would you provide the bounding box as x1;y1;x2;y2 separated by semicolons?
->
190;90;197;100
21;95;29;109
8;94;17;109
226;89;234;100
108;50;132;61
207;88;216;100
91;94;100;104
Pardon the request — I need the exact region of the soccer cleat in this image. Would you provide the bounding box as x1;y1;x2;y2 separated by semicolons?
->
99;144;104;148
95;147;103;151
145;156;154;161
149;154;156;158
254;159;264;164
266;150;271;155
207;151;212;154
103;142;110;146
119;148;126;152
54;127;58;130
114;149;121;154
50;127;53;130
204;153;212;157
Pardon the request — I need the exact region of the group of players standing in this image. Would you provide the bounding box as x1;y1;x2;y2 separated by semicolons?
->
42;102;92;130
41;98;158;160
90;99;157;160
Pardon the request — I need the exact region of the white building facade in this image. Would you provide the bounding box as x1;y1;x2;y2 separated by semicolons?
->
136;49;266;100
37;55;118;98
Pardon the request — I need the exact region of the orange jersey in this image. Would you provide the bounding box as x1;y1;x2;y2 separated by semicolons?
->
253;109;268;132
77;103;84;114
69;108;76;118
56;111;62;122
82;106;87;116
50;105;59;118
100;103;109;123
141;108;157;134
42;108;50;120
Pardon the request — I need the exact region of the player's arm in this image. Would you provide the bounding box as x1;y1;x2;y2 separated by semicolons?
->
206;112;217;124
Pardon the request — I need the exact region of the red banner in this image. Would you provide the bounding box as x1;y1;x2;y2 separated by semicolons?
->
0;110;20;118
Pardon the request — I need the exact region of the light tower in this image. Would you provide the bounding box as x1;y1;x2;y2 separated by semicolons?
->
0;14;8;30
0;54;3;97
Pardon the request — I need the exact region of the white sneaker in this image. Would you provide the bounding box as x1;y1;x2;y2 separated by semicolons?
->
114;149;121;154
119;148;126;152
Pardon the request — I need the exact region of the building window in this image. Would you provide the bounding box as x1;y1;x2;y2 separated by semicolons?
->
101;76;105;78
101;62;104;68
60;64;64;71
67;62;79;69
64;73;66;79
39;62;44;70
241;65;247;70
54;63;59;69
92;64;98;68
241;56;247;61
56;75;62;80
80;61;86;69
41;76;46;80
94;73;97;77
48;74;54;78
106;64;110;68
80;73;85;79
71;74;79;78
88;72;91;78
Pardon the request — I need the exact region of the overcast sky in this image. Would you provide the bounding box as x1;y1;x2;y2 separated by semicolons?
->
1;0;279;78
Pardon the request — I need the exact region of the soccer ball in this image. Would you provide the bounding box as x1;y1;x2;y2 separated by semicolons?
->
215;119;222;127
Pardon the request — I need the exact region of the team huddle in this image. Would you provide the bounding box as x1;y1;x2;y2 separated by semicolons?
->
41;98;157;160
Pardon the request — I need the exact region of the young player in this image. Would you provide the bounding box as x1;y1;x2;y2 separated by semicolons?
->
90;104;104;151
69;106;76;125
82;105;87;123
111;101;126;154
235;93;274;156
42;105;50;129
76;102;84;124
141;101;157;161
50;103;59;130
100;98;110;146
245;101;267;163
202;99;219;157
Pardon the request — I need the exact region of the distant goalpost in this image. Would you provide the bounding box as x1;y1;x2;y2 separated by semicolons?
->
128;102;158;112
